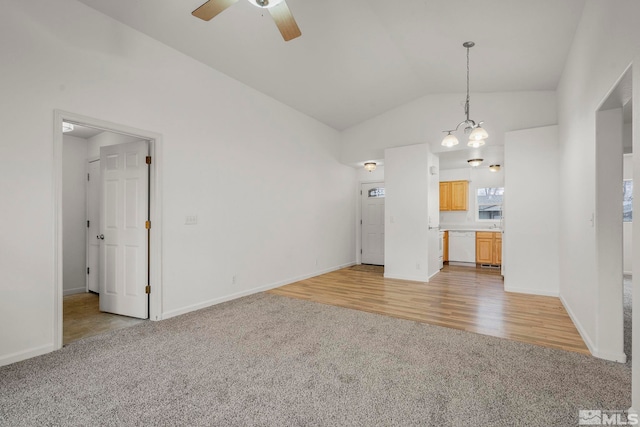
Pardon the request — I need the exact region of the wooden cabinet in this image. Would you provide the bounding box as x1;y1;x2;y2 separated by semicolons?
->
439;182;451;211
443;231;449;262
476;231;502;265
450;181;468;210
439;181;468;211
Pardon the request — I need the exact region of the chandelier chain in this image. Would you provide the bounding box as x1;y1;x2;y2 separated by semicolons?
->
465;45;470;122
440;41;487;148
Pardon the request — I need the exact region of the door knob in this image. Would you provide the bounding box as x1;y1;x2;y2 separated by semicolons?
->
98;234;104;240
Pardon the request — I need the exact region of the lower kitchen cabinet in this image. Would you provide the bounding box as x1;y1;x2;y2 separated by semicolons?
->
443;231;449;262
476;231;501;265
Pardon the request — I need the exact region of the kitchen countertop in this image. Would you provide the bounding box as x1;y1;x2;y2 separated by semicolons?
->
440;228;502;232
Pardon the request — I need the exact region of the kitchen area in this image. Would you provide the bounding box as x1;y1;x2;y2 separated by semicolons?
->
437;160;504;274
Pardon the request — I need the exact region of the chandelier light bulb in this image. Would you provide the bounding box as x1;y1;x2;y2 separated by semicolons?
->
467;139;485;148
441;132;459;147
469;126;488;141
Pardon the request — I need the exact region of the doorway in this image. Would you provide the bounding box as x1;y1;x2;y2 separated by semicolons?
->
594;65;632;363
54;110;163;350
361;182;385;265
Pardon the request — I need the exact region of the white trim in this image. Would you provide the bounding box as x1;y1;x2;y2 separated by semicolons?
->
54;110;164;354
85;159;91;293
596;62;633;111
447;261;475;267
504;286;559;297
63;287;86;296
0;344;55;368
162;262;355;320
383;272;428;282
560;294;596;356
596;350;627;363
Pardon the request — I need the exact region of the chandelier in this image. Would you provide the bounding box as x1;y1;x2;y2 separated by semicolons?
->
441;41;488;148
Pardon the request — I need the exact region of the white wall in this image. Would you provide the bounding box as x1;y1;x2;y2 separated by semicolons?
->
503;126;560;297
87;132;145;159
624;153;632;275
0;0;355;366
439;167;504;229
427;152;440;279
62;135;89;295
555;0;640;405
384;144;430;281
341;91;557;166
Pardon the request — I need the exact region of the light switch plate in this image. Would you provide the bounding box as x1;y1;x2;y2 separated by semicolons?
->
185;215;198;225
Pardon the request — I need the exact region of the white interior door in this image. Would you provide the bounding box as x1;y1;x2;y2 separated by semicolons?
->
87;160;100;293
361;182;385;265
99;140;149;319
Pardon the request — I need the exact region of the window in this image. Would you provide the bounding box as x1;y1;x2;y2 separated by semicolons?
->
624;180;633;222
368;187;385;198
477;187;504;221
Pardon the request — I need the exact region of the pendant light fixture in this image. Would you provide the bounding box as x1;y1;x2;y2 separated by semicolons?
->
441;41;489;148
467;158;483;167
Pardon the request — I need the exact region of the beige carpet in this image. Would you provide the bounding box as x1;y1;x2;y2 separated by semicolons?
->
0;292;631;426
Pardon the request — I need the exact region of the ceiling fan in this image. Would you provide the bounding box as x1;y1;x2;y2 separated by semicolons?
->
192;0;301;42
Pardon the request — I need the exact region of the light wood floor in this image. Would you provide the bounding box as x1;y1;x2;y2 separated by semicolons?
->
63;293;145;345
268;264;589;355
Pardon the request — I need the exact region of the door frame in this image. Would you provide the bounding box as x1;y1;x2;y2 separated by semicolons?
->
357;180;384;264
53;110;164;350
85;157;100;293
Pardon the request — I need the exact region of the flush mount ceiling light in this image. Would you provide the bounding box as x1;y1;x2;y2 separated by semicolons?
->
489;164;501;172
467;158;483;167
441;41;489;148
364;162;377;172
62;122;74;133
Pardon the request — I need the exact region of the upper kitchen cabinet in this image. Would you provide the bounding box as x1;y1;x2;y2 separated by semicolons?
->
439;182;451;210
439;180;468;211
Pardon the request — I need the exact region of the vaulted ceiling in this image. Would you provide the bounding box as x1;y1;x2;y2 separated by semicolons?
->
76;0;586;130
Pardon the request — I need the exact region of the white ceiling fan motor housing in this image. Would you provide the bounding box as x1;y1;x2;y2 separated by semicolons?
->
250;0;284;8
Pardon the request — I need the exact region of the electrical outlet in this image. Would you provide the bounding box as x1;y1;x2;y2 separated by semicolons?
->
185;215;198;225
232;275;236;285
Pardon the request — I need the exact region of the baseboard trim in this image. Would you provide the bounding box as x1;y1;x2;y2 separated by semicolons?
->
383;272;428;282
447;261;475;267
504;286;559;297
161;262;356;320
0;344;55;367
595;350;627;363
63;287;86;296
559;294;596;357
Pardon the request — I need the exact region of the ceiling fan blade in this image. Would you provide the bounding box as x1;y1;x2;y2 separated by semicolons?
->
268;1;301;42
192;0;239;21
